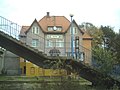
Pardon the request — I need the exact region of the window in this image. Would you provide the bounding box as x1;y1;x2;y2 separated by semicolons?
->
46;40;53;47
73;27;77;34
70;27;77;34
57;27;62;31
47;26;62;31
48;26;53;31
32;39;39;47
56;40;64;47
32;27;35;33
36;27;39;34
46;39;64;47
32;27;39;34
46;35;64;47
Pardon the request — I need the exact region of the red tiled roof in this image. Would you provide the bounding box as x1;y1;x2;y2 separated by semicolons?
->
20;16;71;34
82;29;93;40
20;14;90;40
39;16;70;33
20;26;30;36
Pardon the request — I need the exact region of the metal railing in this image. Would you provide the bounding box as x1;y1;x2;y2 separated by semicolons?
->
0;16;21;39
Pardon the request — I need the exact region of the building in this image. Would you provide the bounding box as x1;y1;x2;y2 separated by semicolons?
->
19;12;92;76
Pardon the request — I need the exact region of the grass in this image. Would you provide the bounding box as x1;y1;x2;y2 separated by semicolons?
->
0;76;119;90
0;76;92;90
0;76;91;84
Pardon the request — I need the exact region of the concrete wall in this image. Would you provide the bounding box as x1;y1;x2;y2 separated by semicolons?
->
4;51;20;75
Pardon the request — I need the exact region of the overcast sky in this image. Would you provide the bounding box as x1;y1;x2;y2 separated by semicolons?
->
0;0;120;32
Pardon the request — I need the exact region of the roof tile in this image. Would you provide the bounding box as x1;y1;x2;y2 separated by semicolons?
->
39;16;70;33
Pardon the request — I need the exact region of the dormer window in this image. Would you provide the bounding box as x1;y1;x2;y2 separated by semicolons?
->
48;26;53;31
32;26;39;34
47;26;62;31
57;27;62;31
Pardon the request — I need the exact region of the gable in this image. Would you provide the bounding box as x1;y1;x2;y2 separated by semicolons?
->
25;19;43;34
72;20;84;34
65;20;84;36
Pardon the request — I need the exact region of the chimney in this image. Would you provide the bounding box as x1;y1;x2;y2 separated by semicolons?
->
46;12;50;17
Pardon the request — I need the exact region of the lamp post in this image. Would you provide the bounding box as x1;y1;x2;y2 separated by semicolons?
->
70;14;74;58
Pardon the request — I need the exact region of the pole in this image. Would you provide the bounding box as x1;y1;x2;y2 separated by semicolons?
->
70;14;74;58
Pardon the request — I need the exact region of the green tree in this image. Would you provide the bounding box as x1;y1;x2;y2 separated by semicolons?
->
100;26;116;50
93;48;116;74
79;22;103;48
80;23;119;74
112;33;120;63
100;26;120;63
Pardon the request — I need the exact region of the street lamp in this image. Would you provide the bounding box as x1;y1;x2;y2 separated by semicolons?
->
70;14;74;58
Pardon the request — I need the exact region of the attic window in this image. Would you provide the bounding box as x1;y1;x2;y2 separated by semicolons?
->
48;26;53;31
57;26;62;31
47;26;62;31
32;26;39;34
73;27;77;34
70;27;77;34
